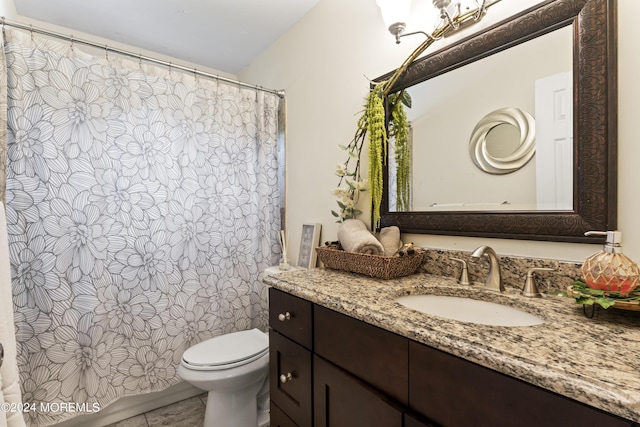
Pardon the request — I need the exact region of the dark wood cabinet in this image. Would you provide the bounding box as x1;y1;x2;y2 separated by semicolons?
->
408;341;630;427
268;287;634;427
314;305;408;405
269;288;312;349
269;332;312;427
269;289;313;427
405;412;438;427
313;355;403;427
270;403;298;427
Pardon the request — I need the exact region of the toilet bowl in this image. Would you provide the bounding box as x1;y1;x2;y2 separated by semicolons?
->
177;328;270;427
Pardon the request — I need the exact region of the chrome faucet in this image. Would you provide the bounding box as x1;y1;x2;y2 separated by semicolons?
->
470;245;504;292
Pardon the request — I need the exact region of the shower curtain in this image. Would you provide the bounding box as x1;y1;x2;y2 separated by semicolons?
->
0;28;282;426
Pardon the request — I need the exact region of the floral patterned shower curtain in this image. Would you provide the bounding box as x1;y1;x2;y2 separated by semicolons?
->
0;28;282;426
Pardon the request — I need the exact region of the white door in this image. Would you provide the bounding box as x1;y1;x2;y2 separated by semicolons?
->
534;71;573;210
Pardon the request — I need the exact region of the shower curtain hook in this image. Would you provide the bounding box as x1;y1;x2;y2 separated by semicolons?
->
30;24;34;43
1;17;5;40
138;53;142;71
69;34;74;50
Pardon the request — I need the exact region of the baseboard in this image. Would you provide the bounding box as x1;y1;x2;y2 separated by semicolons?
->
52;382;204;427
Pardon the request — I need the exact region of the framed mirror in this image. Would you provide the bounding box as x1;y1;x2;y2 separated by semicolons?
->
377;0;616;243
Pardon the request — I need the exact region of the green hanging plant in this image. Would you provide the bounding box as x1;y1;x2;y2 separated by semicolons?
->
332;4;501;230
367;82;388;230
388;90;412;212
331;80;412;229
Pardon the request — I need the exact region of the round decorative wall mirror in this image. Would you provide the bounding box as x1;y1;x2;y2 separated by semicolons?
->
468;107;536;175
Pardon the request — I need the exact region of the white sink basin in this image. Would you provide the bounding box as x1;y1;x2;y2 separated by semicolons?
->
396;294;545;327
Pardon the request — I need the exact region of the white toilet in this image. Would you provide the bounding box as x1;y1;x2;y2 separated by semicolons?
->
177;328;270;427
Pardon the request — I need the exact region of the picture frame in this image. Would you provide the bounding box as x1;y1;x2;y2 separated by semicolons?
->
297;223;322;268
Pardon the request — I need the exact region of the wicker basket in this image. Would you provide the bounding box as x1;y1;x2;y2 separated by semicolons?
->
315;244;425;279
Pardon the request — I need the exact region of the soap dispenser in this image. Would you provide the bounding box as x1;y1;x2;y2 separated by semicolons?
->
581;231;640;294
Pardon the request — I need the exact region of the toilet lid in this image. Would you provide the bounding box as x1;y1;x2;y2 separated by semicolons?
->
182;329;268;369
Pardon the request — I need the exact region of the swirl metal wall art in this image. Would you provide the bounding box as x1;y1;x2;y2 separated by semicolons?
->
469;107;536;174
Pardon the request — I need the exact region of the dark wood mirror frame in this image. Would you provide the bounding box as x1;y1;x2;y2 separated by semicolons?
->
377;0;616;244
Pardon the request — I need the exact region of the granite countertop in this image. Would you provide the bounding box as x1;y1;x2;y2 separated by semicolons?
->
263;268;640;423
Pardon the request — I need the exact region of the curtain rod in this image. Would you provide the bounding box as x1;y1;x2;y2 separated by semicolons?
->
0;17;285;98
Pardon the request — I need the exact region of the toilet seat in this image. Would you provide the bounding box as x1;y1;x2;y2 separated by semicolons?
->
181;328;269;371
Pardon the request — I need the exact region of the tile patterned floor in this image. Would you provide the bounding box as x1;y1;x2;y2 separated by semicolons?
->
105;395;206;427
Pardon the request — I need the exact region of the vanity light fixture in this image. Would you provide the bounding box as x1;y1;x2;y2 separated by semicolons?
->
376;0;412;43
376;0;496;44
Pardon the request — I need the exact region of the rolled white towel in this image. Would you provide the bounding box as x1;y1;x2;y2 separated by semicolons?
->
379;226;402;256
338;219;384;255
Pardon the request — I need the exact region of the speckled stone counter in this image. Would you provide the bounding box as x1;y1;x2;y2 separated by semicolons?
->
264;268;640;423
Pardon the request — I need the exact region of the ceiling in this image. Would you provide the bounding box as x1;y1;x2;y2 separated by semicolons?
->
13;0;320;74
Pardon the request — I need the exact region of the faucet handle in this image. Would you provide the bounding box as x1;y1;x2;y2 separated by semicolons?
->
450;257;470;285
522;267;554;297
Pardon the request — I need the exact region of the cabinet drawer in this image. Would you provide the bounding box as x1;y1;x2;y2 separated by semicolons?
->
314;305;408;405
314;355;403;427
269;288;313;349
269;331;312;427
409;341;632;427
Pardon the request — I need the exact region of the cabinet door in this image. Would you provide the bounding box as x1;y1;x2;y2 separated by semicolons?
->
409;341;633;427
314;355;403;427
270;402;299;427
270;332;313;427
314;305;409;405
404;412;437;427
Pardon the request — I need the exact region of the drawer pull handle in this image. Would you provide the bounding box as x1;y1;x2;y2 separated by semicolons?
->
278;312;291;321
279;372;293;384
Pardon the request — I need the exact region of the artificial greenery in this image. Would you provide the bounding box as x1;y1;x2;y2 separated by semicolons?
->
366;82;388;230
331;84;411;227
563;280;640;309
332;5;497;230
388;90;412;212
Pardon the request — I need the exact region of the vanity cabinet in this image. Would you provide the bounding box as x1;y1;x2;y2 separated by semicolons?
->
268;288;634;427
314;304;408;404
405;413;437;427
269;404;298;427
269;290;313;427
313;355;403;426
409;342;631;427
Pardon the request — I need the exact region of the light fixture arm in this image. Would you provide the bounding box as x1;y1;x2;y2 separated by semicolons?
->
379;0;503;98
434;0;461;31
442;9;460;30
382;0;501;45
394;30;442;44
473;0;488;20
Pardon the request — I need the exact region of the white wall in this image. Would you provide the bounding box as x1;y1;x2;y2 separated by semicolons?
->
240;0;640;264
